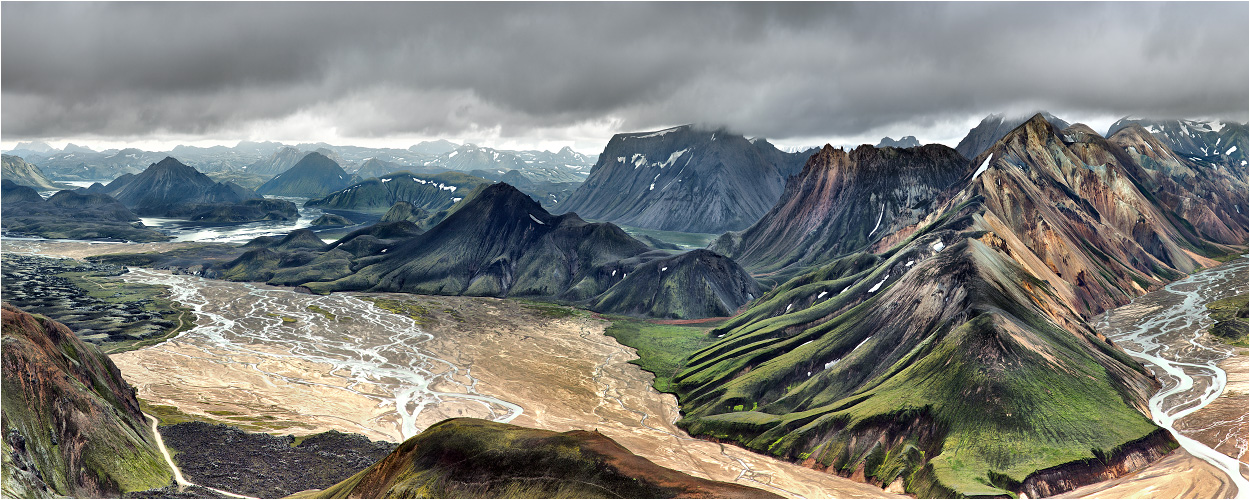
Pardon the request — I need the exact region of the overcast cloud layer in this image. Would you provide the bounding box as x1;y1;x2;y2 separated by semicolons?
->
3;2;1247;152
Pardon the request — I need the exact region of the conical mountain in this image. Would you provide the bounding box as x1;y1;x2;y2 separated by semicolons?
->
2;154;63;190
667;114;1245;497
256;152;356;197
556;125;809;234
105;156;261;216
955;111;1071;159
244;146;307;177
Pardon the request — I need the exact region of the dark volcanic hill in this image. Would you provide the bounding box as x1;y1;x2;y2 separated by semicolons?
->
711;144;971;277
1;302;170;497
1;180;169;242
257;152;357;198
556;125;809;234
667;114;1246;497
2;154;64;190
305;171;488;213
104;156;262;216
955;111;1071;159
301;418;777;499
96;183;760;319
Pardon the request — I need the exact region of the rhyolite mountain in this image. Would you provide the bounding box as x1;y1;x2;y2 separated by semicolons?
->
668;115;1246;497
876;136;921;148
1106;117;1248;181
1;303;171;497
305;171;487;213
711;144;970;278
1;154;64;191
954;111;1071;159
557;125;810;234
297;418;777;499
1;180;169;242
95;183;761;320
257;152;358;198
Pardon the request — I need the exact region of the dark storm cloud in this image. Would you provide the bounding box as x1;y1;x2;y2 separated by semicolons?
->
2;2;1246;142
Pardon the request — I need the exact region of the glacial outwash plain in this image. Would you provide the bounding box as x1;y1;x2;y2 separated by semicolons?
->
2;2;1249;500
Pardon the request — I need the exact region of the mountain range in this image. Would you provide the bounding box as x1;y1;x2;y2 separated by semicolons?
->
1;154;64;191
670;114;1245;497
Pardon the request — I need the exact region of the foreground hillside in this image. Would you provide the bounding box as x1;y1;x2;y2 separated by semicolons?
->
669;115;1247;497
1;303;170;497
297;418;778;499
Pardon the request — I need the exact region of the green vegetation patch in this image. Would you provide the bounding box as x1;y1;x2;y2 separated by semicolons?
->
359;296;434;325
602;316;719;393
1207;293;1249;347
307;304;337;321
615;224;719;250
518;300;581;320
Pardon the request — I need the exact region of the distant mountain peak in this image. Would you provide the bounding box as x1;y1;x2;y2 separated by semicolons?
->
876;135;921;148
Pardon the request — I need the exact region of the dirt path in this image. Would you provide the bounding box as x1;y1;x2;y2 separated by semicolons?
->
146;413;254;499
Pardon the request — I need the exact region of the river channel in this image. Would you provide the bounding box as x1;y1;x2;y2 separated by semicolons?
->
1091;257;1249;498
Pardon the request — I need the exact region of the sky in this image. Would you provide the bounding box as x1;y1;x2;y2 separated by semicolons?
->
2;2;1247;155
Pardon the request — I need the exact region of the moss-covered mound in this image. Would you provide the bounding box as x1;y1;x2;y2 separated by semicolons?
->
1;303;170;497
299;418;778;499
1207;293;1249;347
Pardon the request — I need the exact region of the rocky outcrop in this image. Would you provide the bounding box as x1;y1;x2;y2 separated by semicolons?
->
557;125;809;233
1;302;170;497
299;418;779;499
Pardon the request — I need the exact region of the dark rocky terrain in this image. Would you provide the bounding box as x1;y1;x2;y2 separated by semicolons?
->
156;422;396;499
93;183;760;319
0;254;192;351
1;303;171;497
299;418;778;499
102;157;262;216
557;125;810;233
1;180;171;242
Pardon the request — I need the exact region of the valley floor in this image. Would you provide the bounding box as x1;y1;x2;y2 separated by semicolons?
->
5;238;1246;499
